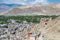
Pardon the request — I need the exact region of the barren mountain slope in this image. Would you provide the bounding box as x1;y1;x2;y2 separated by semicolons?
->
44;17;60;40
1;3;60;16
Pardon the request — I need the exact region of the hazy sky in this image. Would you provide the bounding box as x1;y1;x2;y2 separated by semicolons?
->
0;0;60;5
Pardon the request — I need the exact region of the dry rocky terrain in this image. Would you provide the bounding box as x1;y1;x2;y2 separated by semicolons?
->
31;16;60;40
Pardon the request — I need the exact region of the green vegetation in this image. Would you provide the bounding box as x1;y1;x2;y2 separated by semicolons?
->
0;15;59;24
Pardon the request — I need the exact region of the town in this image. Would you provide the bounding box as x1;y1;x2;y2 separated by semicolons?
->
0;15;59;40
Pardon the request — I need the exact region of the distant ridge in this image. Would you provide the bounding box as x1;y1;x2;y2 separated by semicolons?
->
0;4;23;14
1;3;60;16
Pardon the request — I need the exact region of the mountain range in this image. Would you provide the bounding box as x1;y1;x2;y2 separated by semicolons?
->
0;3;60;16
0;3;23;14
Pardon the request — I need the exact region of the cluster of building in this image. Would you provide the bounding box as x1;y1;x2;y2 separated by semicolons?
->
0;19;34;40
0;18;52;40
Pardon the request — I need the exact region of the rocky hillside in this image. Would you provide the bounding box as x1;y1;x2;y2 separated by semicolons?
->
1;3;60;16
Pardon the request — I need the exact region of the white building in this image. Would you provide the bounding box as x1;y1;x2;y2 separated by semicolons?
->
28;33;37;40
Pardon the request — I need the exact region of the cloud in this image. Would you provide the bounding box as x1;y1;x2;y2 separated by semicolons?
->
1;0;49;5
31;0;48;5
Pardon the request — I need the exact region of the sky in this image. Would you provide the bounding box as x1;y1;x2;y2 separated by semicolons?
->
48;0;60;3
0;0;60;5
